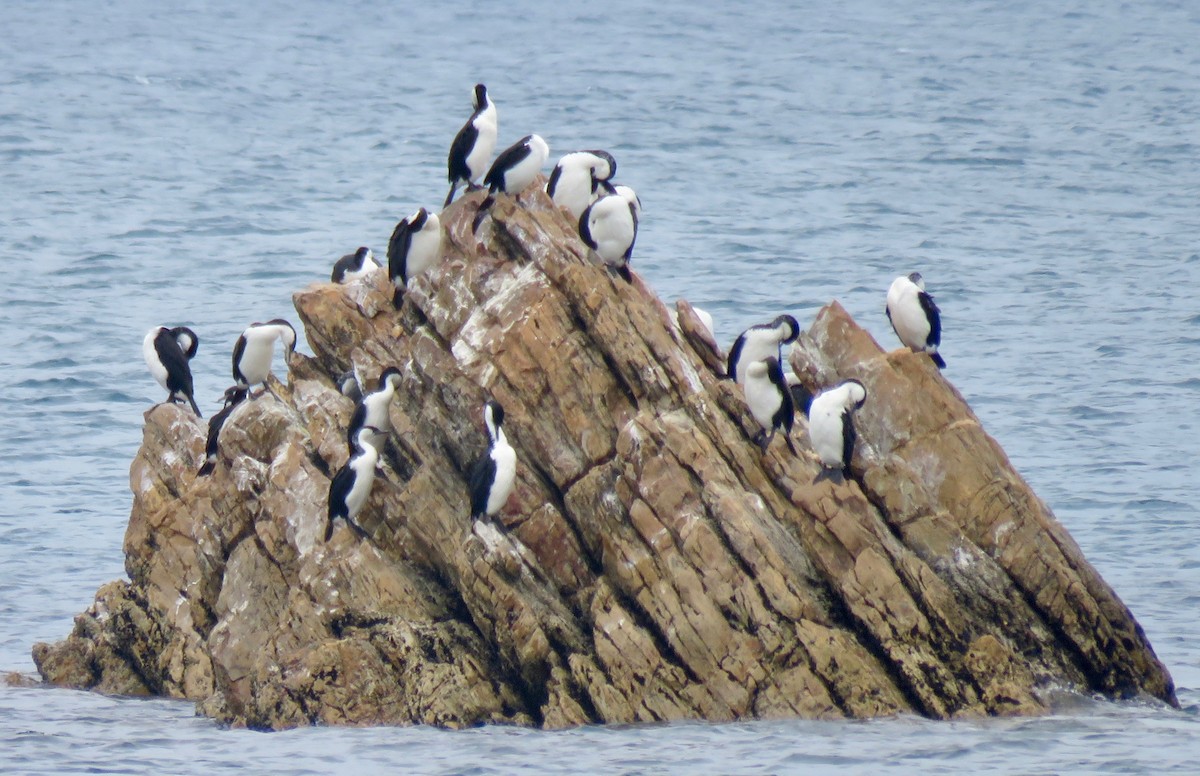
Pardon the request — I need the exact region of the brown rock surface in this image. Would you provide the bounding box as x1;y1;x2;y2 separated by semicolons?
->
33;184;1175;729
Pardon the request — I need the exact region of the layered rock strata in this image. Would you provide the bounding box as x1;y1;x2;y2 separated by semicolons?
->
33;186;1175;729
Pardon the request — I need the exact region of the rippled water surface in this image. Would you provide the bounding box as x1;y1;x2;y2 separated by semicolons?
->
3;0;1200;772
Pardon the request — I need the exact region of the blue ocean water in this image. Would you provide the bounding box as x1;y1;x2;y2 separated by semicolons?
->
2;0;1199;772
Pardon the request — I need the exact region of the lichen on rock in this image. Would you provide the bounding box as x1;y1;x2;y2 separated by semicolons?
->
33;183;1175;729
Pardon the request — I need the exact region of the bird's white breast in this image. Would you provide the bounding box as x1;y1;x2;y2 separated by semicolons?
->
143;329;169;390
743;366;782;430
487;435;517;516
587;195;636;265
807;391;846;468
345;448;379;518
239;336;277;384
363;388;394;434
887;278;931;352
466;104;498;181
406;219;443;280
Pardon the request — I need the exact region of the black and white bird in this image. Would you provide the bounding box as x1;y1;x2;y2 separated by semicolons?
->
726;315;801;386
232;319;297;398
197;386;249;476
331;246;379;284
143;326;202;417
445;84;499;208
743;357;797;454
325;426;381;541
807;379;867;479
346;367;402;454
387;207;443;307
578;187;639;281
468;400;517;521
546;150;617;220
886;272;945;369
472;134;551;232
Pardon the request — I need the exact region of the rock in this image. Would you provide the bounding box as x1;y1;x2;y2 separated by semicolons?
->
32;183;1175;729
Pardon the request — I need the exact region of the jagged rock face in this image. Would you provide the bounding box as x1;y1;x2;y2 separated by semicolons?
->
33;185;1175;729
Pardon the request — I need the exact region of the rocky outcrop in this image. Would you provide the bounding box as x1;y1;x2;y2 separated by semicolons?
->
33;184;1175;729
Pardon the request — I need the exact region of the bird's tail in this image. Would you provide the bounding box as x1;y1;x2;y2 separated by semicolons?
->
323;517;334;542
187;393;203;418
392;286;405;310
931;351;947;369
197;457;216;477
472;196;495;232
785;434;798;455
814;467;844;485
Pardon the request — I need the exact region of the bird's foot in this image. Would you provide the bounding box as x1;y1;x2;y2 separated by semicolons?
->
752;430;768;451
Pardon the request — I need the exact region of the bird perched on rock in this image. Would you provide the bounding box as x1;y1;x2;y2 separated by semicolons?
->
743;357;797;454
468;400;516;521
331;246;379;284
232;319;296;398
886;272;945;368
388;207;442;308
579;187;639;281
326;426;381;541
346;367;402;455
726;314;800;385
472;134;550;232
546;150;617;219
807;379;867;480
445;83;498;208
143;325;202;417
197;386;248;476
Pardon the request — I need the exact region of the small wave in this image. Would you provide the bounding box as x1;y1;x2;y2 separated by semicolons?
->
920;154;1025;167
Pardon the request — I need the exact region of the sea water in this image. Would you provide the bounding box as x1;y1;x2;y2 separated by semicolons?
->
2;0;1199;772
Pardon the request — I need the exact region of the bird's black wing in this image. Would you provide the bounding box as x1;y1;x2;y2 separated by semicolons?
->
346;402;367;455
577;204;597;250
231;334;248;385
622;201;638;262
484;135;533;192
726;332;747;381
199;402;235;476
326;464;354;539
841;410;857;478
546;162;564;198
387;219;414;284
468;453;496;518
331;253;355;284
155;331;194;398
918;291;942;348
768;361;795;436
447;121;479;184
